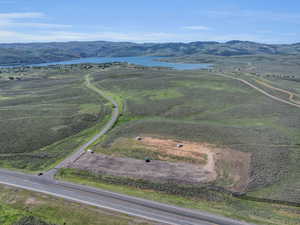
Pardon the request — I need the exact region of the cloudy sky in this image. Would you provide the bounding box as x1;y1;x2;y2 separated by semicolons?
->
0;0;299;43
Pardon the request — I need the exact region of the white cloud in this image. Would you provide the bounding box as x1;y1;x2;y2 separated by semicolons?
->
0;12;44;19
0;30;180;43
183;26;210;31
0;12;72;30
0;11;298;44
0;22;72;29
0;29;297;44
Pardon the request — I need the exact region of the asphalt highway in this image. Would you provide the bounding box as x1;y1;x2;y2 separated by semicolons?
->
0;168;254;225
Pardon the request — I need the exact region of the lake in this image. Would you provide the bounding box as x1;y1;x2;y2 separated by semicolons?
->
0;56;212;70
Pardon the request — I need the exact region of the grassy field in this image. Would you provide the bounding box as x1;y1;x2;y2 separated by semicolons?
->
86;65;300;203
0;184;156;225
1;62;299;223
161;54;300;78
0;65;111;171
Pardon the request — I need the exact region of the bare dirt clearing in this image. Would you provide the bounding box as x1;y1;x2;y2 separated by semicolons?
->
70;136;251;192
139;137;251;192
140;137;209;164
67;153;214;185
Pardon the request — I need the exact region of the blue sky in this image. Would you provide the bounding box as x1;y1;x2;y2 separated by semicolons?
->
0;0;299;43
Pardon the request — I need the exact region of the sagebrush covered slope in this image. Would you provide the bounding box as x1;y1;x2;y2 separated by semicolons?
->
1;40;300;65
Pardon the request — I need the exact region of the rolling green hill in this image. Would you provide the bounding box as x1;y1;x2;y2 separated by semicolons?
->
1;40;300;66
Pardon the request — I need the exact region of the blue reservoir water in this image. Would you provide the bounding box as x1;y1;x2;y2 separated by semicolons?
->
1;56;212;70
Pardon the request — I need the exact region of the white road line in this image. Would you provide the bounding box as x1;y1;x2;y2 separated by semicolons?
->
0;181;183;225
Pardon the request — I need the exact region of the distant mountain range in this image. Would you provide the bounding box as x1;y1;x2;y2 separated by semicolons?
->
0;40;300;66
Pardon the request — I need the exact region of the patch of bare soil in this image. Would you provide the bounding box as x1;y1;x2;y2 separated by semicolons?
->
140;137;208;164
68;136;251;192
68;153;214;185
25;197;44;206
139;137;251;192
214;147;251;192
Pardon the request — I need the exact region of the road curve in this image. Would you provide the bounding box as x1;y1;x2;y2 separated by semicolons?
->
216;73;300;109
255;79;300;105
45;74;120;178
0;168;254;225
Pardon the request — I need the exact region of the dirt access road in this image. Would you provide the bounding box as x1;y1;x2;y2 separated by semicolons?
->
216;73;300;109
255;79;300;105
44;74;120;178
